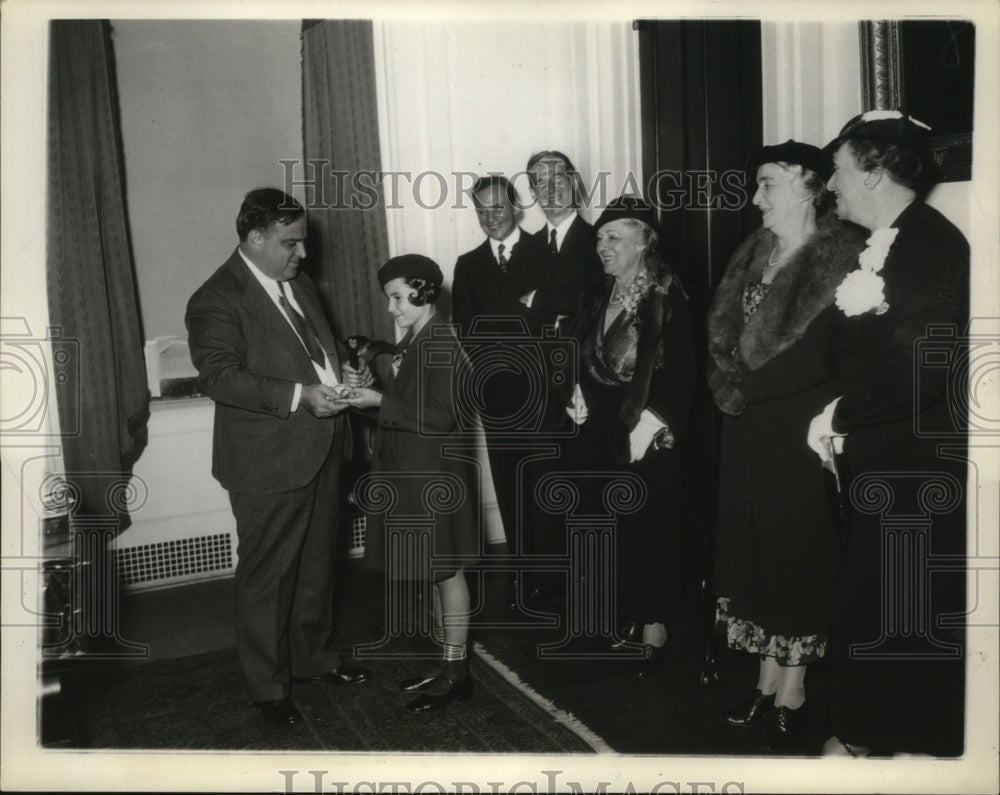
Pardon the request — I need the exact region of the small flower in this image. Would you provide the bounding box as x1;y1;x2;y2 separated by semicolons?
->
835;269;886;317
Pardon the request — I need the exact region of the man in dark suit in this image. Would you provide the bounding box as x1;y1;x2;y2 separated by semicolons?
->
186;188;370;727
452;177;547;605
521;150;604;321
453;175;544;338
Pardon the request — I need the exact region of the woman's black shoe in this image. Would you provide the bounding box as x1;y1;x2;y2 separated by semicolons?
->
634;642;668;677
764;703;806;750
724;689;776;727
405;675;473;712
399;672;439;692
610;620;641;648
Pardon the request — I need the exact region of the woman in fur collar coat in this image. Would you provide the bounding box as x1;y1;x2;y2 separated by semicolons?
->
708;142;866;750
565;196;696;674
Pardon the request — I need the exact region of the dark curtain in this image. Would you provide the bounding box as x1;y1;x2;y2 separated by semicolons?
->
637;20;763;680
47;20;149;654
301;19;393;344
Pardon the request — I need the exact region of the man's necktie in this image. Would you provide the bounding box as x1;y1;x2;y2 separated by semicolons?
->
497;243;508;273
548;227;559;258
277;281;326;368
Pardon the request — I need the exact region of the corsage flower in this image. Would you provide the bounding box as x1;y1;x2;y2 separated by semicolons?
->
835;227;898;317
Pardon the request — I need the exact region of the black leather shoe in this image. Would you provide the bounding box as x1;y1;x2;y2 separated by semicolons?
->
254;698;301;726
634;642;668;677
610;620;641;648
724;689;776;727
294;663;372;685
405;676;473;712
764;703;806;750
399;671;439;692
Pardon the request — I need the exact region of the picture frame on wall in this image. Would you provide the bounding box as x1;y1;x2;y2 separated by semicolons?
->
860;19;975;182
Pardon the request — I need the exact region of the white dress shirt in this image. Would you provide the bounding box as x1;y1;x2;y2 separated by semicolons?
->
239;249;339;410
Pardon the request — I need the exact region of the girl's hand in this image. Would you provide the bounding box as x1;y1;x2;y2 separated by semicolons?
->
339;386;383;409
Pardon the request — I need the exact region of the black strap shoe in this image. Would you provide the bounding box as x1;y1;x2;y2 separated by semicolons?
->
724;689;776;727
254;697;302;726
405;675;473;712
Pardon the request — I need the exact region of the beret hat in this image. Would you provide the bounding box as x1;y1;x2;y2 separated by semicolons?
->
377;254;443;288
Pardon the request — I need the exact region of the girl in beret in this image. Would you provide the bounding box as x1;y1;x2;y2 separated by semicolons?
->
341;254;480;713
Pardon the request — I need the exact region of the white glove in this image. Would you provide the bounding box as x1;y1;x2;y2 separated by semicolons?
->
565;383;589;425
807;397;846;463
629;409;666;463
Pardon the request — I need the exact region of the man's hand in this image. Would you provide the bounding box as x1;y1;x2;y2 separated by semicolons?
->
300;384;352;417
807;397;846;463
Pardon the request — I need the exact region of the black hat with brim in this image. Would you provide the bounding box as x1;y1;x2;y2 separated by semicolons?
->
744;140;828;179
823;109;932;154
377;254;443;287
594;194;655;230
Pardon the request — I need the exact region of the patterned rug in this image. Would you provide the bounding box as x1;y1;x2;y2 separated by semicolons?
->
75;643;599;753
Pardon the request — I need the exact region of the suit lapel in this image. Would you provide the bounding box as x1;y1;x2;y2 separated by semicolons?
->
227;250;339;376
227;252;302;349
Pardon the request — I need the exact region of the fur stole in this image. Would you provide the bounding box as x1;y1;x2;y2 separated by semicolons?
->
575;266;684;458
708;215;867;374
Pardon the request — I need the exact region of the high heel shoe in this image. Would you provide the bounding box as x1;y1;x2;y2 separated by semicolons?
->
610;620;641;648
634;642;668;677
405;675;473;712
399;672;439;692
724;689;775;727
764;703;806;750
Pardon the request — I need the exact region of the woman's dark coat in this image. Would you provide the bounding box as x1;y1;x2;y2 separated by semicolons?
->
709;215;866;639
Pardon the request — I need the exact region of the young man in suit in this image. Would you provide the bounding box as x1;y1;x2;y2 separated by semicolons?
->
521;150;604;321
186;188;370;727
453;175;544;338
452;177;547;608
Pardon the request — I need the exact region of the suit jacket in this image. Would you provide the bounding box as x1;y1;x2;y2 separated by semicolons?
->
452;228;546;337
528;214;604;319
185;248;346;495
